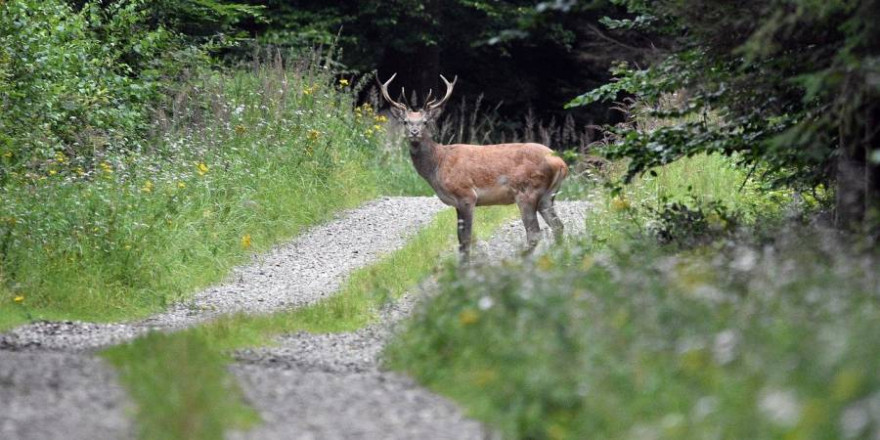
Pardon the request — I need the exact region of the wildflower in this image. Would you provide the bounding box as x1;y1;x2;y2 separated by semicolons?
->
458;309;479;325
13;295;24;303
234;124;247;135
307;129;321;141
197;162;209;176
241;234;252;250
55;151;66;163
2;151;11;158
477;296;494;310
610;196;630;212
75;167;85;176
365;128;374;137
303;84;318;95
141;180;154;193
177;182;186;189
338;78;350;87
758;388;801;428
48;169;57;176
100;161;113;174
373;124;382;132
374;114;388;123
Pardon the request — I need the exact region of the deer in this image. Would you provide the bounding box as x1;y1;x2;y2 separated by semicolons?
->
377;73;569;261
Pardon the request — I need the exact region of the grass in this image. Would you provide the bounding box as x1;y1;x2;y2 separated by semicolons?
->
383;154;880;440
102;204;518;440
0;52;417;331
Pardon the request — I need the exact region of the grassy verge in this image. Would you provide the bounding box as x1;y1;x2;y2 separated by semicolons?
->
0;53;415;330
103;205;517;440
384;155;879;440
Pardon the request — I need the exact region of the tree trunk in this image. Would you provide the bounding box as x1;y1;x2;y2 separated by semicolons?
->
836;102;880;232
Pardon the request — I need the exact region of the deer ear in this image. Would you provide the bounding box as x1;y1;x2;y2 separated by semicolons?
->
389;106;406;121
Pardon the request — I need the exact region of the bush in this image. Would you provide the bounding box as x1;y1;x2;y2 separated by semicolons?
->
0;0;199;177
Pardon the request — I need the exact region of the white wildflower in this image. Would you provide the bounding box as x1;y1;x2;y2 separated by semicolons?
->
758;388;801;428
477;296;494;310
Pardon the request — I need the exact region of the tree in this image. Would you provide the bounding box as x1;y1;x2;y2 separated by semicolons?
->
568;0;880;230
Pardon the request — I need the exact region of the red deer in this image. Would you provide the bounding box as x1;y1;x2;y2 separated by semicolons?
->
378;73;568;260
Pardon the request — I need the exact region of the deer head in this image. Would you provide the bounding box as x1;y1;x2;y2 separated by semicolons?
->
377;73;458;140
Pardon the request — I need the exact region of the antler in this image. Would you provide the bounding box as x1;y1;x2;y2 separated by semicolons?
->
376;73;408;111
425;74;458;110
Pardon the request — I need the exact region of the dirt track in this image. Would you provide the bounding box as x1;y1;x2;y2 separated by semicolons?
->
0;198;588;440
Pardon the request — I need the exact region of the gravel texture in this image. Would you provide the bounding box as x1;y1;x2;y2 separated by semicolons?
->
0;197;446;440
0;198;591;440
227;201;590;440
0;351;134;440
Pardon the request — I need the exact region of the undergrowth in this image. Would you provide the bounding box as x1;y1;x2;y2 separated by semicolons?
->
0;49;417;330
384;154;879;440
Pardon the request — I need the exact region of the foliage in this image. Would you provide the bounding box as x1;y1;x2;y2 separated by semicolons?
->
387;227;880;440
236;0;646;126
568;0;880;227
386;156;878;440
0;50;394;327
0;0;184;174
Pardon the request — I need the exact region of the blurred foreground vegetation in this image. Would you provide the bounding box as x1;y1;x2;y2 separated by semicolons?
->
387;153;880;440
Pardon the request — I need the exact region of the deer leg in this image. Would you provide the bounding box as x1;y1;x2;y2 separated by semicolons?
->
516;195;541;253
539;196;564;243
456;202;474;262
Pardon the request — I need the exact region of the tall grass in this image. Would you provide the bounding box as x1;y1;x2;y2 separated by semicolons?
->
0;49;401;329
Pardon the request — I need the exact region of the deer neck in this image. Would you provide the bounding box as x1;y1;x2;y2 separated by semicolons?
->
409;135;443;182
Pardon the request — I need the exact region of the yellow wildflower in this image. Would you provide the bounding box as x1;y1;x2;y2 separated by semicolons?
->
610;196;630;212
177;182;186;189
241;233;252;250
2;151;11;158
141;180;154;193
55;151;66;163
100;161;113;174
338;78;350;87
373;124;382;131
364;128;374;137
303;84;319;95
458;309;479;325
13;295;24;303
48;169;57;176
197;162;209;176
307;129;321;141
374;114;388;123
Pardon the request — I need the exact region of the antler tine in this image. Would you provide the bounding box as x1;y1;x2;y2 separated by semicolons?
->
426;74;458;110
376;72;408;111
424;88;435;108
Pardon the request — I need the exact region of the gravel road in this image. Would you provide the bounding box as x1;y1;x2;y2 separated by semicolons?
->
226;201;589;440
0;198;589;440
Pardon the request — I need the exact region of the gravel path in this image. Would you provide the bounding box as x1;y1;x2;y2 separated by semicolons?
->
0;197;445;440
0;198;590;440
226;201;590;440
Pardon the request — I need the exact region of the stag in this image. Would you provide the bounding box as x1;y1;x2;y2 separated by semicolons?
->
378;73;568;260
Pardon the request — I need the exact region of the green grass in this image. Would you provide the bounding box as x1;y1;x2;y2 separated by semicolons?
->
0;56;418;330
102;204;517;440
384;154;879;440
103;331;260;440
